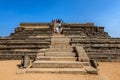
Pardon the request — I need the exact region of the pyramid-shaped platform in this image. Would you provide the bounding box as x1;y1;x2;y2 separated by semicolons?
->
17;34;98;74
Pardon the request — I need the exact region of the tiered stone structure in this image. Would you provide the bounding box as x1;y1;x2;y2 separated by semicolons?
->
20;34;97;74
0;22;120;62
62;23;120;61
0;23;52;59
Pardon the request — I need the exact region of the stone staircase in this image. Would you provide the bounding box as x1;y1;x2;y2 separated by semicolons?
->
35;34;76;61
23;34;98;74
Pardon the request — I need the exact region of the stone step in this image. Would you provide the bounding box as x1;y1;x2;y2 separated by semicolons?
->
51;42;69;44
52;37;69;39
38;49;47;52
45;52;76;57
52;38;69;40
84;66;98;74
45;52;75;54
51;46;73;49
25;68;87;74
50;45;71;48
52;35;67;37
36;56;77;61
37;53;45;56
32;61;90;68
46;48;73;52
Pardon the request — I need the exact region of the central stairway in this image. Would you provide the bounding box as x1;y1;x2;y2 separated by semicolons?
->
25;34;98;74
35;34;76;62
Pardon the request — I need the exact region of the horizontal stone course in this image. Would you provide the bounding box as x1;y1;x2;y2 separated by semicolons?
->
0;22;120;62
27;34;99;74
25;68;87;74
36;57;77;61
45;52;76;57
32;61;89;68
0;27;52;60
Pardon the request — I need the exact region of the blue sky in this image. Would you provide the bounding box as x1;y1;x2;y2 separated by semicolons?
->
0;0;120;37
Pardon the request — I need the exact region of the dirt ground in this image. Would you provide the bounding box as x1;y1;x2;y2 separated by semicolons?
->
0;60;120;80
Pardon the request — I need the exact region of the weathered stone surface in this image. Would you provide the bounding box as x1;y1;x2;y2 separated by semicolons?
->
0;26;52;59
25;68;87;74
29;34;97;74
20;54;30;68
32;61;85;68
0;22;120;62
75;46;89;62
36;57;77;61
84;66;98;74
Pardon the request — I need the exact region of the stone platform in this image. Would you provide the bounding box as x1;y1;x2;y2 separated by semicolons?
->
18;34;98;74
0;22;120;61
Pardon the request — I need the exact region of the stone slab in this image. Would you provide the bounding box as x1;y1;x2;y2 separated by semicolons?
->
25;68;87;74
32;61;90;68
36;57;77;61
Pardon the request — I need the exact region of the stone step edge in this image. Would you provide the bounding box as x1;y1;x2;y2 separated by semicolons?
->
16;68;87;74
33;61;89;63
32;61;90;66
36;57;77;61
37;56;77;58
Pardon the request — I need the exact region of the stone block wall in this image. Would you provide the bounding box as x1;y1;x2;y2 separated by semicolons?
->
0;22;120;61
0;24;53;60
70;38;120;61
